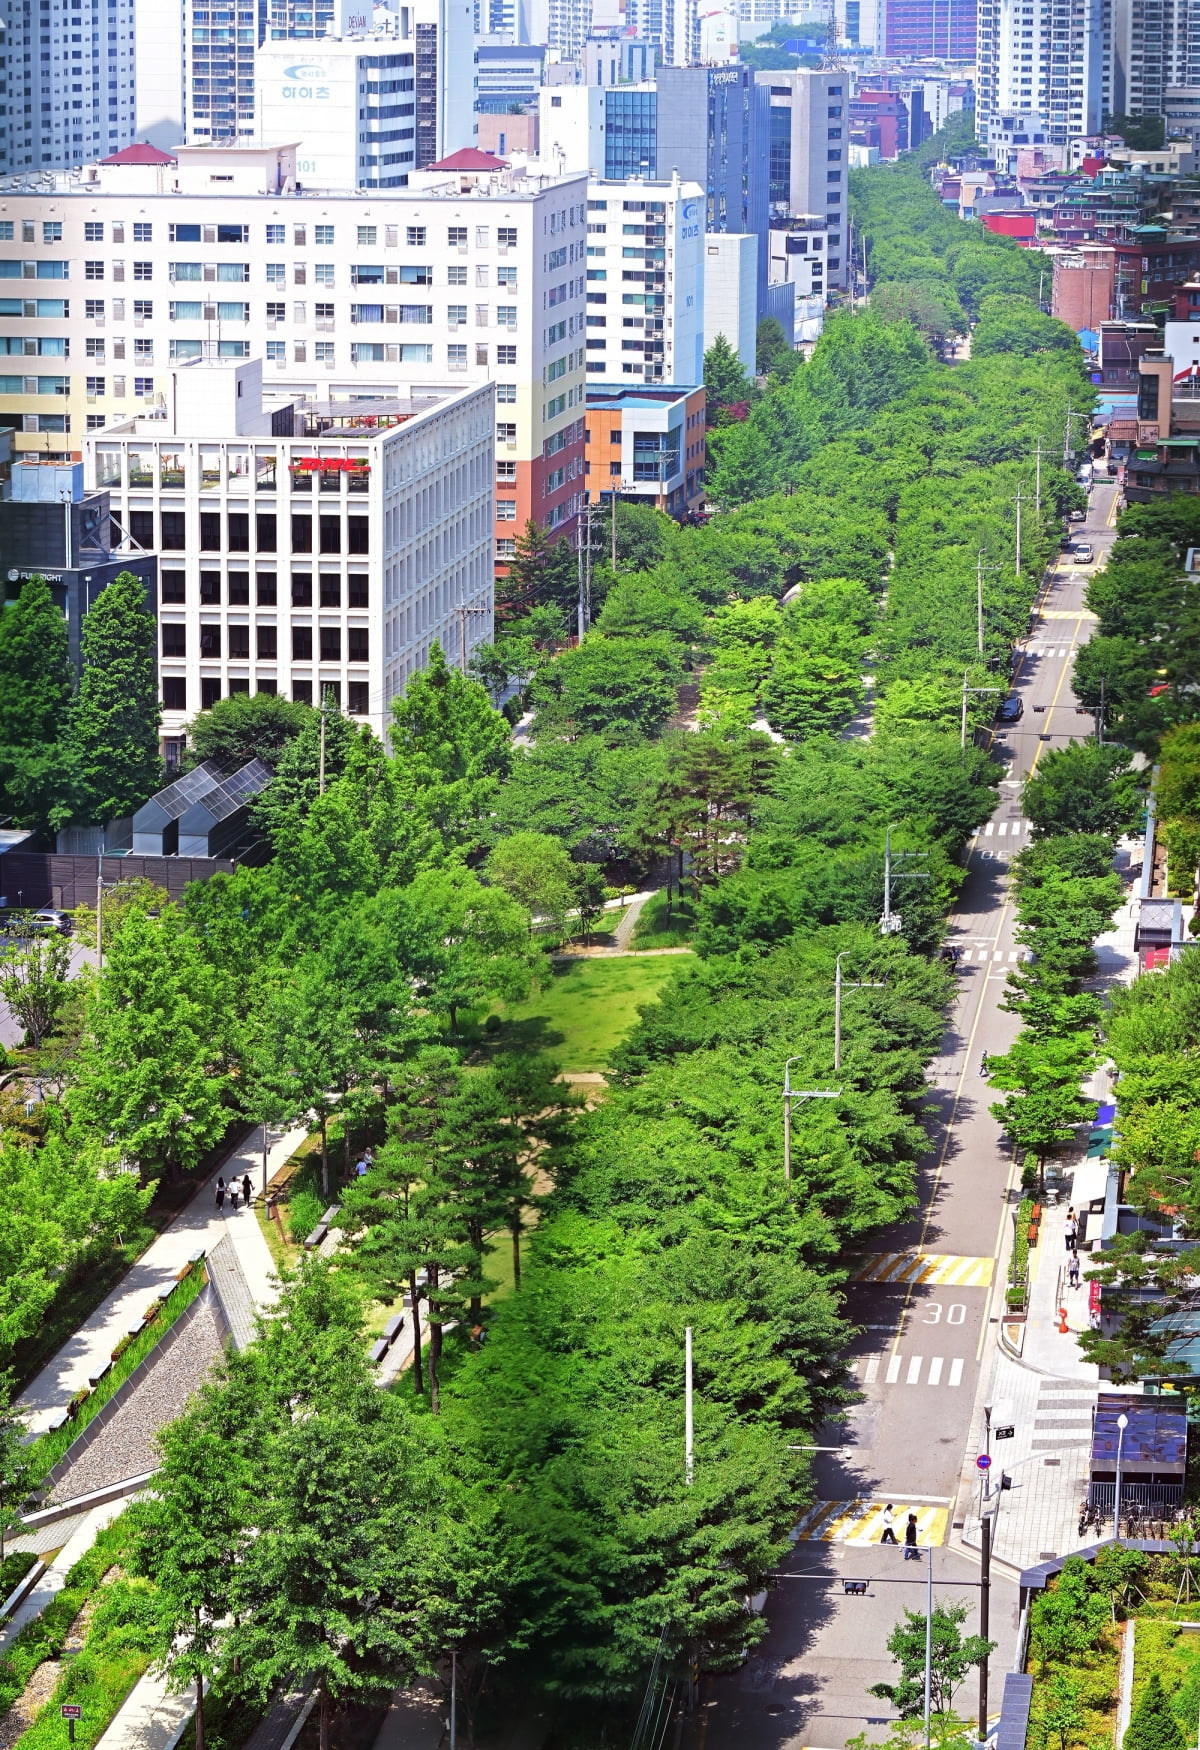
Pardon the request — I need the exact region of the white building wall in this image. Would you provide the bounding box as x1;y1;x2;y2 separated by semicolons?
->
85;362;494;742
977;0;1104;143
1;0;137;172
255;39;417;188
701;231;756;374
538;86;606;173
134;0;186;149
583;172;704;386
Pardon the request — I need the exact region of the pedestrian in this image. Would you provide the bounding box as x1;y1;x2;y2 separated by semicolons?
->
355;1158;367;1177
1065;1208;1078;1251
1069;1250;1081;1289
903;1513;920;1560
229;1182;239;1211
979;1052;990;1079
363;1148;374;1170
242;1173;252;1207
215;1178;225;1213
880;1503;898;1545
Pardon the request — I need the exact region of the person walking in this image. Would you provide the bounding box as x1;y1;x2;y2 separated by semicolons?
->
355;1158;368;1177
232;1182;242;1211
880;1504;898;1545
979;1052;990;1079
242;1173;252;1208
903;1513;920;1559
1068;1250;1081;1290
215;1178;225;1213
1065;1208;1078;1251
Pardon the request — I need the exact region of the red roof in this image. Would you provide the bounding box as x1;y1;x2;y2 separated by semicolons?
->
428;148;508;171
99;142;177;165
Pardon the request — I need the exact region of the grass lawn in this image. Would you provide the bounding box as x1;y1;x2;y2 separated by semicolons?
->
485;954;692;1073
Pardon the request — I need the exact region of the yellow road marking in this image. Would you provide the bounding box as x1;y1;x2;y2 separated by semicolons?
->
853;1253;995;1287
791;1501;950;1545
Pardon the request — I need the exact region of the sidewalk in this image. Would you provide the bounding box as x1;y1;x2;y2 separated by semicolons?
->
0;1499;127;1657
18;1124;302;1436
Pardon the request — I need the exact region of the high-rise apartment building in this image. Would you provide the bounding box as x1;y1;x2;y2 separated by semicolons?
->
582;173;704;385
1106;0;1200;119
0;0;137;173
872;0;976;57
0;142;588;561
86;356;494;743
976;0;1104;144
757;68;849;291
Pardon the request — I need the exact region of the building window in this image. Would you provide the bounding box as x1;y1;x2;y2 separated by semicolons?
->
314;264;335;287
267;224;286;244
43;221;62;243
86;299;104;318
160;569;186;604
347;518;369;553
85;261;105;281
497;384;516;403
448;264;468;286
348;574;368;607
348;680;369;715
407;226;425;246
292;572;314;607
257;574;278;605
321;682;342;709
200;570;221;604
228;625;251;660
134;376;154;397
85;220;104;242
266;340;286;361
129;509;154;548
358;225;377;246
315;224;335;245
163;676;187;710
228;571;250;605
202;678;222;709
320;575;341;608
315;341;334;363
496;499;517;520
348;627;369;662
266;264;286;285
133;261;153;280
497;344;516;365
86;375;105;395
496;537;516;559
498;226;517;247
447;344;467;368
257;625;278;659
162;623;186;656
320;626;341;661
162;511;186;549
319;516;341;554
200;624;222;658
228;513;250;552
448;226;467;246
293;680;313;704
292;625;313;659
292;516;313;554
133;222;152;242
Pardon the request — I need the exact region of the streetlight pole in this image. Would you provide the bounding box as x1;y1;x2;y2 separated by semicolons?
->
923;1544;934;1750
962;674;1003;752
1114;1411;1129;1539
976;551;1000;657
781;1059;841;1183
1014;486;1023;578
834;951;885;1074
979;1510;993;1741
685;1326;694;1485
1035;436;1043;515
982;1401;993;1502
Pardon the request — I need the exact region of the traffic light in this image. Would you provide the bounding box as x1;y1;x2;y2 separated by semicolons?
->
843;1579;868;1596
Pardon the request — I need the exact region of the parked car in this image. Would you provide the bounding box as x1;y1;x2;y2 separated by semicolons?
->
1069;509;1087;522
996;693;1024;724
27;909;71;935
1072;543;1095;564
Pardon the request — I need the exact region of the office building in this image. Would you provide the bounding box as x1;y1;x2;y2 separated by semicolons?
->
758;68;848;290
582;32;657;83
86;356;494;744
976;0;1104;145
254;12;474;187
583;173;704;385
584;382;705;516
701;231;755;371
0;0;138;173
475;43;544;112
873;0;976;57
0;142;588;561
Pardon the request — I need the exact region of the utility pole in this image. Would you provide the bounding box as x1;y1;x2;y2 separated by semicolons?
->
881;822;930;933
962;673;1003;751
976;550;1000;656
450;1651;457;1750
1098;674;1106;745
96;853;104;970
1035;435;1043;515
1014;486;1023;578
978;1510;993;1741
685;1326;694;1485
781;1058;840;1182
834;952;885;1073
610;487;619;573
577;517;586;644
923;1544;933;1750
318;695;327;796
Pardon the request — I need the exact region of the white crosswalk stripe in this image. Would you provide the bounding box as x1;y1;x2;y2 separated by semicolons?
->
848;1353;967;1390
956;946;1033;962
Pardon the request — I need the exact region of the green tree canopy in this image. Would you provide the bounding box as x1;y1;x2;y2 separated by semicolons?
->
64;570;162;824
186;691;313;770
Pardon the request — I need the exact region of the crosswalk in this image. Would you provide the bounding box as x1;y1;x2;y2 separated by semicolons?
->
1026;645;1078;659
979;819;1031;837
791;1501;949;1545
850;1252;995;1286
849;1352;966;1388
955;946;1032;963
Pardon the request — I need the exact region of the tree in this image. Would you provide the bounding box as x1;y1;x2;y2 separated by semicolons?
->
0;575;74;827
869;1602;995;1718
756;317;800;382
485;831;575;934
570;861;609;944
67;909;233;1181
251;699;362;847
530;634;683;741
704;333;753;423
185;692;313;771
1105;111;1165;148
988;1033;1094;1185
1032;1671;1088;1750
0;1379;33;1562
390;642;511;842
69;875;170;960
0;922;73;1047
1023;741;1145;840
64;570;162;824
504;518;579;615
1125;1674;1186;1750
761;645;864;741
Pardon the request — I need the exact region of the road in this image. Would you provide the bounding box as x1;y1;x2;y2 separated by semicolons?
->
688;481;1120;1750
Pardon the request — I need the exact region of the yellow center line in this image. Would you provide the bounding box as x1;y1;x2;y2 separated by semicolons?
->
889;604;1091;1356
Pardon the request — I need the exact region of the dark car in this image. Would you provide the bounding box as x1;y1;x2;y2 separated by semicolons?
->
996;694;1024;724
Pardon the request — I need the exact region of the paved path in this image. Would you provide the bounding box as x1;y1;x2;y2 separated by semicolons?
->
0;1500;127;1657
18;1124;300;1435
92;1667;199;1750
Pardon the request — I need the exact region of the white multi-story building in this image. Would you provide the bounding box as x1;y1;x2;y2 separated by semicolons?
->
0;0;137;174
701;231;755;372
756;68;849;293
582;173;704;387
88;355;494;746
0;141;589;565
976;0;1104;144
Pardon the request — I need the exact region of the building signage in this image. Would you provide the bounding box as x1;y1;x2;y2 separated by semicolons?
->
290;458;370;472
282;63;330;98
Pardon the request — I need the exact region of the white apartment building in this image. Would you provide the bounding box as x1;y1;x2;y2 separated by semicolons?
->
582;173;704;387
1106;0;1200;118
1;0;137;174
0;141;588;564
977;0;1104;144
88;356;494;745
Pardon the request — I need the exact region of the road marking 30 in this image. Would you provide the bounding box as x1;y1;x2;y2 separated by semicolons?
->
851;1253;995;1287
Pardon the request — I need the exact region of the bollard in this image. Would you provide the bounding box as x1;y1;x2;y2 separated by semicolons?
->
1059;1305;1069;1333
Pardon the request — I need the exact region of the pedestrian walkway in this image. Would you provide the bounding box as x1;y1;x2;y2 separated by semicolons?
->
92;1665;196;1750
850;1253;994;1287
849;1352;966;1390
791;1501;949;1546
0;1499;127;1657
18;1123;301;1436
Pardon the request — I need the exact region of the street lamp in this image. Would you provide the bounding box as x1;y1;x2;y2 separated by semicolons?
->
781;1059;841;1183
961;673;1003;752
834;952;885;1073
1114;1411;1129;1539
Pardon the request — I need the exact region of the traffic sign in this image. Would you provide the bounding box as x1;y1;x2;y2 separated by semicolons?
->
976;1454;992;1471
61;1708;82;1720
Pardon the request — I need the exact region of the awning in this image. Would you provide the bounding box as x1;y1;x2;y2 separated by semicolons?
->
1073;1154;1115;1206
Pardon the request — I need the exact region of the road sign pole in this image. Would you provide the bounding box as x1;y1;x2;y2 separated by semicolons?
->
979;1510;992;1743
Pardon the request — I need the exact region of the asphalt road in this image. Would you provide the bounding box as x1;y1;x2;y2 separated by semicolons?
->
687;481;1120;1750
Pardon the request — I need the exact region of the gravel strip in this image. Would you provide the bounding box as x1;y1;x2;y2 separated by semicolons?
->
47;1301;224;1505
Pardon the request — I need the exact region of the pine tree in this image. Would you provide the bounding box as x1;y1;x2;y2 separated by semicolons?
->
0;574;71;752
704;333;753;421
64;570;161;822
1125;1673;1186;1750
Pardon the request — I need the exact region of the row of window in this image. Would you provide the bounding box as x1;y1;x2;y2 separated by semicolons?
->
125;510;371;553
3;219;524;249
157;567;368;606
165;676;372;714
163;623;369;661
